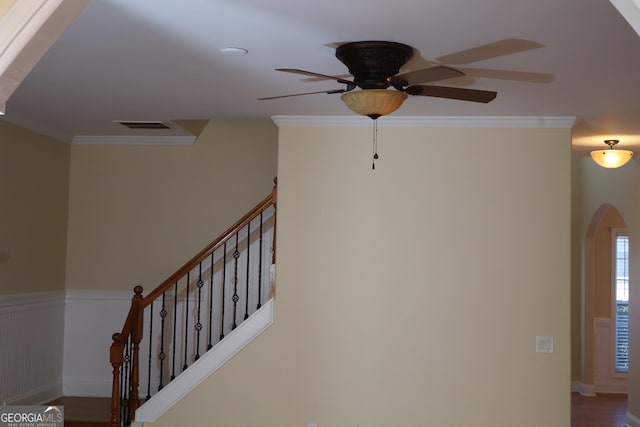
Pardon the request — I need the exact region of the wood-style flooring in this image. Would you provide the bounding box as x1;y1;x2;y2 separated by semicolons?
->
47;397;110;427
45;393;625;427
572;393;628;427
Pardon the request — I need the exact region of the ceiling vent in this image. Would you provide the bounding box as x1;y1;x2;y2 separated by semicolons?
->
115;120;172;130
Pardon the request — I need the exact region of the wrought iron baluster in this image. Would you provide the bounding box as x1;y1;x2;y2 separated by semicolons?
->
220;242;227;340
158;293;167;391
122;338;131;426
258;212;263;309
146;301;153;400
244;222;251;320
207;252;214;351
170;282;178;381
119;342;126;427
195;263;204;360
232;233;240;330
183;272;190;371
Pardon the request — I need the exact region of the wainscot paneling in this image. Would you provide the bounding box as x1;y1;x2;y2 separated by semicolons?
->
0;291;65;404
593;317;627;394
63;290;132;397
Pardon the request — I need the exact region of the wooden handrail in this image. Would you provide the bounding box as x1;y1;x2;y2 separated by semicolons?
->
110;178;277;427
141;181;277;308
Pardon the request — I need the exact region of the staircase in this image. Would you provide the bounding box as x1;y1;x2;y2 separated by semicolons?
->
109;180;277;427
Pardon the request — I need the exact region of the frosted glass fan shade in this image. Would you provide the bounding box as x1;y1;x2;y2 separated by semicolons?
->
341;89;407;119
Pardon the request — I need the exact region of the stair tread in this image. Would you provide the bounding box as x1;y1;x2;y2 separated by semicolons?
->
47;397;110;423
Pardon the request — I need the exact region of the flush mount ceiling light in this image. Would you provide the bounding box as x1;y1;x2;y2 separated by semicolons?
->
220;47;248;56
590;139;634;168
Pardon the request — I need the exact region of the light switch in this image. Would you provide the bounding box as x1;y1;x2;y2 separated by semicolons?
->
536;336;554;353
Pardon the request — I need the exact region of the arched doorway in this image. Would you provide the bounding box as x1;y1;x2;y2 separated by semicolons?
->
583;203;628;394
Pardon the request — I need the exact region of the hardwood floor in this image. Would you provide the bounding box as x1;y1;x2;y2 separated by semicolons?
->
44;393;624;427
572;393;628;427
47;397;111;427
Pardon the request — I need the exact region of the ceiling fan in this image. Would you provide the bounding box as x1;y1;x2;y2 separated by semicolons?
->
259;40;498;119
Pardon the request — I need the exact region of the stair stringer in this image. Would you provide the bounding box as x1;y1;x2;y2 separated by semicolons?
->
133;298;274;423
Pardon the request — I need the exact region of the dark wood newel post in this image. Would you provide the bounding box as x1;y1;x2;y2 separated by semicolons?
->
109;285;144;427
110;333;123;427
129;285;144;421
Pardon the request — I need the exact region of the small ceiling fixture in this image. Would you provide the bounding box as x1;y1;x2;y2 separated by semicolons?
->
220;47;248;56
590;139;633;168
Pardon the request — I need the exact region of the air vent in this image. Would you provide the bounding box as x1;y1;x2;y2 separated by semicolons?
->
115;120;172;130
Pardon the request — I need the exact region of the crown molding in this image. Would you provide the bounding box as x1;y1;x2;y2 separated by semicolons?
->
271;115;577;129
71;135;197;145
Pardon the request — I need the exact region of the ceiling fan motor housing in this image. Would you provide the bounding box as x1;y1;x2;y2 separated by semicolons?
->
335;41;414;89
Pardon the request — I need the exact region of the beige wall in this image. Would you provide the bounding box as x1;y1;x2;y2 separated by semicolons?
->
574;154;640;414
0;119;70;295
153;125;571;427
65;120;278;291
571;156;583;382
0;1;16;19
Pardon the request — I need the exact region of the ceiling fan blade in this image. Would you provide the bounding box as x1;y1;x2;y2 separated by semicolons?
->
457;67;554;83
435;38;544;65
390;65;464;86
276;68;354;86
258;88;349;100
406;85;497;103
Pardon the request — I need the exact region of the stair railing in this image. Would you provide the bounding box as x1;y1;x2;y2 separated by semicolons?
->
110;179;277;427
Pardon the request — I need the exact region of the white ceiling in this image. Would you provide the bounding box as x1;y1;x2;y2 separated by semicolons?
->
3;0;640;153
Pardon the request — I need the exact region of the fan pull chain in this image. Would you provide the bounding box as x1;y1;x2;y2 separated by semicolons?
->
372;118;379;170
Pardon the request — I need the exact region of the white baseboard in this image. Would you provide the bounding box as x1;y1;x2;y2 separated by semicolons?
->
3;381;62;405
572;380;627;395
572;381;596;396
596;381;628;394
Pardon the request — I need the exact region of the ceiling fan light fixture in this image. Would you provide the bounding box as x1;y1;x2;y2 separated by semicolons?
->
340;89;407;119
590;139;633;168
